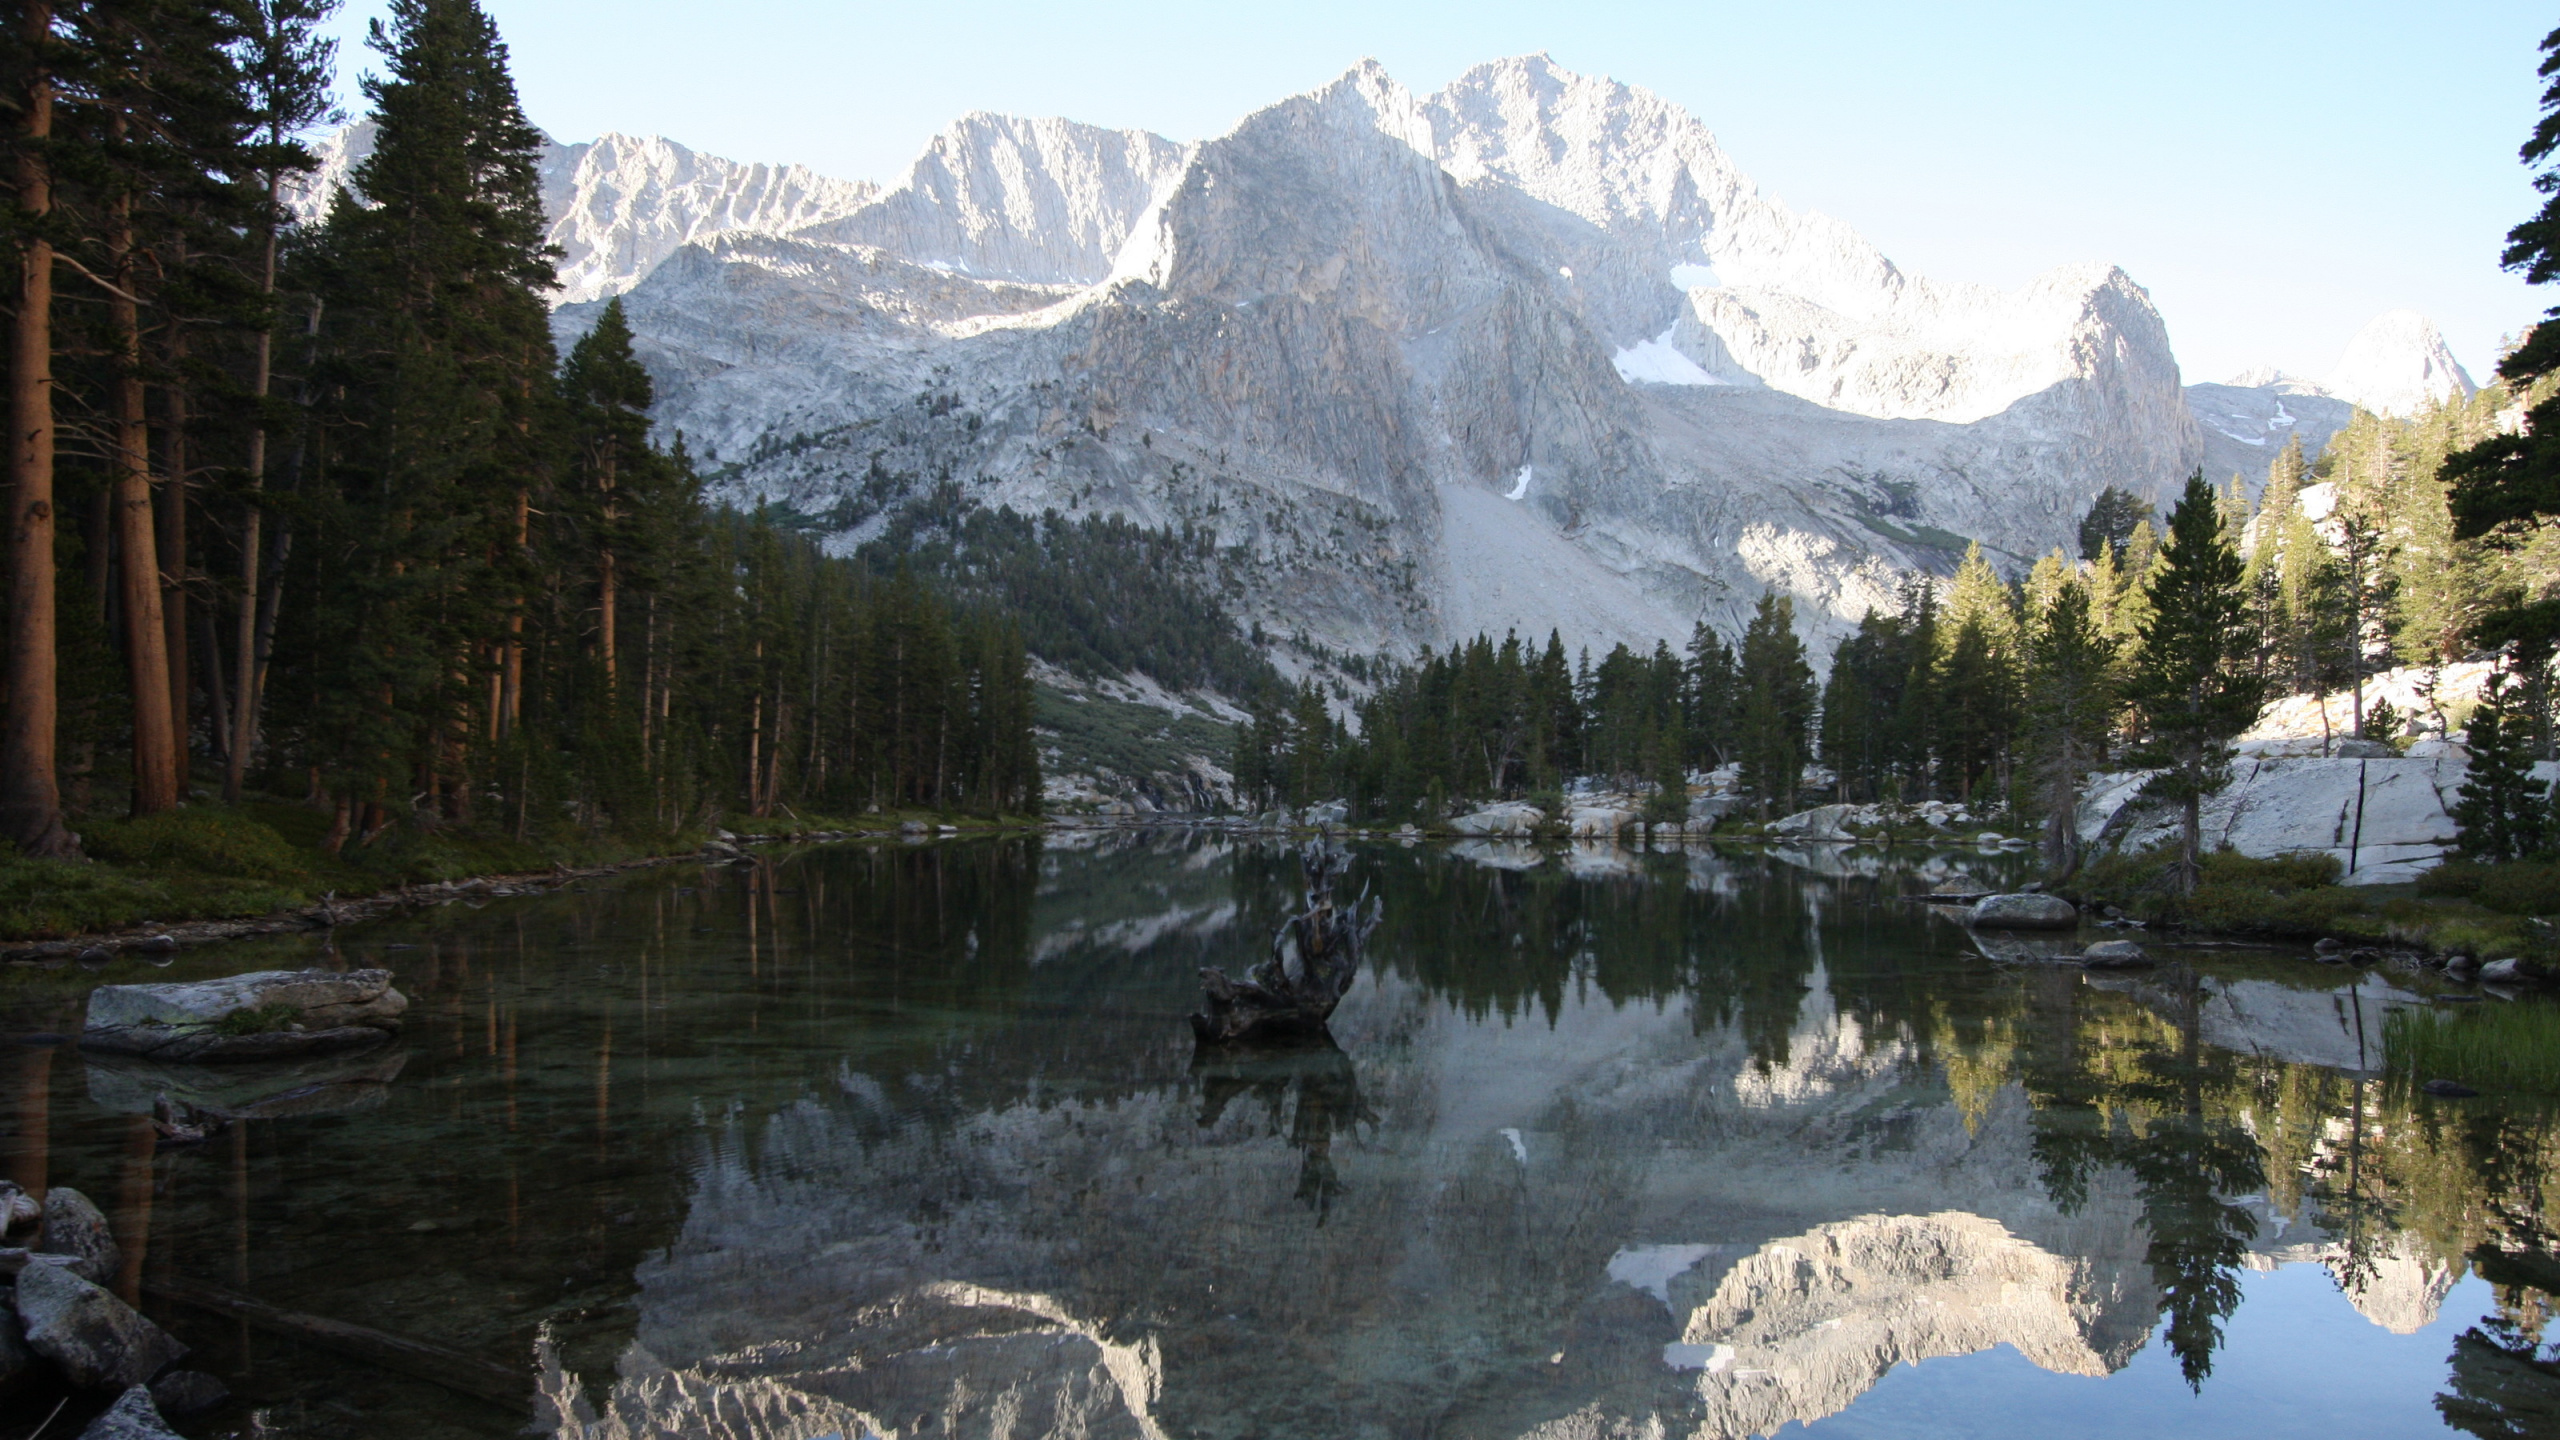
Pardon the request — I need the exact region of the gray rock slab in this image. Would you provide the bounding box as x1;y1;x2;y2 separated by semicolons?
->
16;1262;186;1391
1448;801;1544;837
2076;755;2560;885
2081;940;2152;969
41;1187;117;1285
78;1385;183;1439
1969;894;2078;930
83;969;406;1061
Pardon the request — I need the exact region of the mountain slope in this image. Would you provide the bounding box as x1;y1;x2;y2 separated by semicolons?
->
290;121;880;304
562;56;2201;660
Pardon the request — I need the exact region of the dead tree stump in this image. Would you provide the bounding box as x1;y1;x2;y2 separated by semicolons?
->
1190;841;1381;1044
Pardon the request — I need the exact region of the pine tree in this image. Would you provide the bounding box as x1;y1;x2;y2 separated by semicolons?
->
224;0;338;805
2079;486;2154;562
1735;592;1815;820
299;0;557;832
2454;672;2548;862
2445;25;2560;564
2023;580;2113;881
1681;621;1733;770
2124;474;2265;889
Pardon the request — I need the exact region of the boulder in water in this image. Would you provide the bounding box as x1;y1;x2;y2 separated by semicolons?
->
82;969;405;1062
1969;894;2078;930
77;1385;184;1439
15;1263;187;1390
2081;940;2152;968
40;1187;118;1285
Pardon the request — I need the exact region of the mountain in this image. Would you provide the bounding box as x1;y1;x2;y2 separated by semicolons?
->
289;121;880;304
525;55;2202;664
2185;374;2355;496
2185;309;2477;494
2321;308;2477;417
293;57;2229;664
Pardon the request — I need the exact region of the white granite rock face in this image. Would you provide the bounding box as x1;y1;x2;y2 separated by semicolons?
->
503;55;2204;663
2075;753;2557;884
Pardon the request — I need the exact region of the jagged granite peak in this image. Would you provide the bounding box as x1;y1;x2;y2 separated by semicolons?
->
797;111;1192;286
285;120;879;304
553;55;2213;662
2323;308;2477;417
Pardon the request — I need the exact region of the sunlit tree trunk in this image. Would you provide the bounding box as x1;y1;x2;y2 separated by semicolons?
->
2;0;75;855
108;130;180;816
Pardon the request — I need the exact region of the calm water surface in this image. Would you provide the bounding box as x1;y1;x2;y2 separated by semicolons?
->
4;832;2557;1439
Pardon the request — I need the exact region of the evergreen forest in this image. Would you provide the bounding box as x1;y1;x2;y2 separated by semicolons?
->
0;0;1041;880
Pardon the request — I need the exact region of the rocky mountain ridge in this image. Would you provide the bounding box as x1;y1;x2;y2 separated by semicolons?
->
293;57;2457;668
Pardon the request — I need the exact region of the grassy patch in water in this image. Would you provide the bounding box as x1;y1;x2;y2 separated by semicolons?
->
2388;1002;2560;1094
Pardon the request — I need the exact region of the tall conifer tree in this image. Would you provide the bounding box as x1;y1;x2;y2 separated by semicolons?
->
2125;474;2264;889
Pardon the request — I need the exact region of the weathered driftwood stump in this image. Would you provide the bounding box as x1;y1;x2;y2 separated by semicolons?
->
1190;842;1382;1044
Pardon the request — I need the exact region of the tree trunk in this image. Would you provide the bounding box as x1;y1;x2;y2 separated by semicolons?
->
157;349;188;760
500;488;527;735
746;685;764;818
225;198;293;803
109;156;179;817
1;1;74;855
597;547;616;689
194;605;228;762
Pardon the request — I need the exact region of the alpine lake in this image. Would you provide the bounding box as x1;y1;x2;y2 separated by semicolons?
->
5;828;2559;1440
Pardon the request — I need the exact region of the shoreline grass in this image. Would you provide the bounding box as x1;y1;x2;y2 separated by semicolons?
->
2387;1002;2560;1094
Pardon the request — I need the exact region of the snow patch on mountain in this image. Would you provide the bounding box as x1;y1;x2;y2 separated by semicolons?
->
1612;328;1723;386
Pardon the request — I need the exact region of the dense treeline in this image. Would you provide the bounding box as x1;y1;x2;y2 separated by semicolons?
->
0;0;1037;861
1249;374;2555;890
1232;594;1819;822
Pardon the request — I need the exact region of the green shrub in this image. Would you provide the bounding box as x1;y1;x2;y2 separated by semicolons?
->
2426;855;2560;912
82;809;312;884
2072;844;2360;935
2419;861;2488;899
2198;849;2344;890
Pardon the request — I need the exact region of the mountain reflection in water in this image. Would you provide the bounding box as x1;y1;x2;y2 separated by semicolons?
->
3;832;2558;1439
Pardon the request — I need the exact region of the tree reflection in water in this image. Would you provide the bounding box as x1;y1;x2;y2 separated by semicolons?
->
2016;963;2266;1387
1191;1035;1374;1221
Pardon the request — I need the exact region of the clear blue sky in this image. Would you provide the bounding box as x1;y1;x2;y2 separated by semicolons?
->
323;1;2552;386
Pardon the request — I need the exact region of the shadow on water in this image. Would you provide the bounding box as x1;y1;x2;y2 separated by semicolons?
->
1;830;2559;1437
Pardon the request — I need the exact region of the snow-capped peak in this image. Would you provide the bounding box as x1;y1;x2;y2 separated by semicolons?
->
2322;309;2476;417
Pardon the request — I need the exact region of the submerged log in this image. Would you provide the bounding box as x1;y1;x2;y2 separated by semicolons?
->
1191;842;1381;1044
